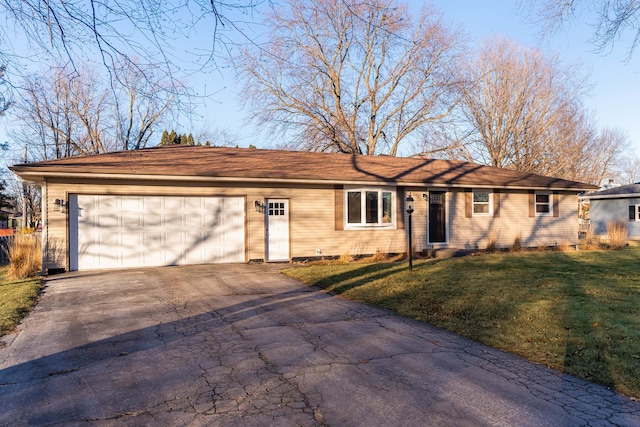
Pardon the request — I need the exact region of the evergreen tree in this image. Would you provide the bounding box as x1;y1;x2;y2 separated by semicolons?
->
158;129;201;146
159;130;170;145
0;179;14;227
168;130;178;144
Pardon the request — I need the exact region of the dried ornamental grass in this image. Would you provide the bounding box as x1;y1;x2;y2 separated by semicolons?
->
606;221;627;250
6;233;41;279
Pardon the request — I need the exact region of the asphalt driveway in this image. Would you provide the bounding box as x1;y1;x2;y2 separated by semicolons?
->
1;264;639;426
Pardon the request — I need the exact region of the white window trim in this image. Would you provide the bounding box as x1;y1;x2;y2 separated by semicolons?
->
344;187;396;229
472;189;493;217
633;205;640;222
535;191;553;217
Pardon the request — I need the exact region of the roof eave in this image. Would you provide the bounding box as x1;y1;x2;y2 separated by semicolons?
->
11;169;594;192
586;193;640;200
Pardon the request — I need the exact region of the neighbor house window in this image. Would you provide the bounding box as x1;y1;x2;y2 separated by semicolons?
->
346;188;394;227
473;190;493;216
535;192;553;216
629;205;640;222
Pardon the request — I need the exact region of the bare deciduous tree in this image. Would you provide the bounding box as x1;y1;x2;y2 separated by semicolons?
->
7;178;41;227
0;64;10;115
14;66;111;159
457;37;585;169
615;156;640;184
424;36;626;186
13;62;173;160
0;0;260;84
17;71;80;160
114;61;175;150
239;0;466;156
524;0;640;58
192;125;241;147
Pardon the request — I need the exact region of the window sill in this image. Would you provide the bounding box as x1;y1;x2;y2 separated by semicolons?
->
345;224;396;230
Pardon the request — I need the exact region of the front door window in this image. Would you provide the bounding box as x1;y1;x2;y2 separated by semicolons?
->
429;191;446;243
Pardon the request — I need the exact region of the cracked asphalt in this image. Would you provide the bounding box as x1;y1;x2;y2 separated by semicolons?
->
1;264;639;426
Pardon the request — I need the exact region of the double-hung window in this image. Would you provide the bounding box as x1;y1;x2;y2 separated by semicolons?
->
472;190;492;216
346;188;394;228
629;205;640;222
535;192;552;216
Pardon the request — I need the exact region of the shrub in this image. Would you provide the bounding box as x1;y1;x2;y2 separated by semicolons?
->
337;253;353;264
5;233;41;279
510;233;522;252
362;250;389;263
606;221;627;250
580;227;600;250
486;236;497;253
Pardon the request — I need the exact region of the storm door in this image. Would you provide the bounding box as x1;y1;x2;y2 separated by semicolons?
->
428;191;447;243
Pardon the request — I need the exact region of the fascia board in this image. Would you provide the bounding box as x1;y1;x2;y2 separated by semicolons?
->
11;170;594;192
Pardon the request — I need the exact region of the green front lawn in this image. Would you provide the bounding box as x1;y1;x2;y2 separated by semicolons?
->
0;267;43;337
284;249;640;398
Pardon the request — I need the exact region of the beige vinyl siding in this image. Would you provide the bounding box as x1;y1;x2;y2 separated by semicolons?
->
448;189;578;249
41;178;580;271
42;180;415;271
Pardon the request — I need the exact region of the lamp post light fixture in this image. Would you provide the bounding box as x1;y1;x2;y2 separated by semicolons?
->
405;193;414;271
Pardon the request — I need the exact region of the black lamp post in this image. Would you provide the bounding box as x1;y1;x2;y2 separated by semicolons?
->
405;193;414;271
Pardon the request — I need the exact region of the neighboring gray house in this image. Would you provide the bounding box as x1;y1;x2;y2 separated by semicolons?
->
587;183;640;239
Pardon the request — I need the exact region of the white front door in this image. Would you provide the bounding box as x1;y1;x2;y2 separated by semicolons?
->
265;199;290;261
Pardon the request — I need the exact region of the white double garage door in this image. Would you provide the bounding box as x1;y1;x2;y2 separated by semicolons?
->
69;195;245;270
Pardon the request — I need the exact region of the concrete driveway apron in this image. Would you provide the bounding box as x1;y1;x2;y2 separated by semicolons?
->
1;264;639;426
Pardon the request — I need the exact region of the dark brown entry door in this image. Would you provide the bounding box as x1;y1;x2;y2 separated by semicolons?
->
429;191;446;243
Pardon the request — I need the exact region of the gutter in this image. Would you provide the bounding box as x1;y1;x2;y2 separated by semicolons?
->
584;193;640;200
9;169;596;193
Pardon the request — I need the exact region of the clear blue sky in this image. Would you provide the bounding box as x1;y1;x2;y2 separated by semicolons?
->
1;0;638;163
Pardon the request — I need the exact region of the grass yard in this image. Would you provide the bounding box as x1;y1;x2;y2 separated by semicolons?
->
284;249;640;398
0;267;43;338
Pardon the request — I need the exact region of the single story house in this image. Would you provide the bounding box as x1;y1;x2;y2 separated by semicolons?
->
10;146;597;272
586;183;640;239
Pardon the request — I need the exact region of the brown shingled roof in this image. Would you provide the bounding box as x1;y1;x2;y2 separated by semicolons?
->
10;145;597;190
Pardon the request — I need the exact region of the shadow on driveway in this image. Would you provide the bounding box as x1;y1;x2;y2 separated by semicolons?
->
1;264;639;426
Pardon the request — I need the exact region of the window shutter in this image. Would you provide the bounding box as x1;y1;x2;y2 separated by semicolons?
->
493;190;500;218
528;191;535;217
630;206;636;222
335;185;344;231
553;192;559;218
396;187;404;230
465;189;472;218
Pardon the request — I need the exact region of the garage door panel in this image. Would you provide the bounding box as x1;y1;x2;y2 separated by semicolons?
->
72;195;245;270
120;197;142;212
96;195;119;211
162;197;183;211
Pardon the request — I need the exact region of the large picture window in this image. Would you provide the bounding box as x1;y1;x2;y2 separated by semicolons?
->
346;188;394;228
